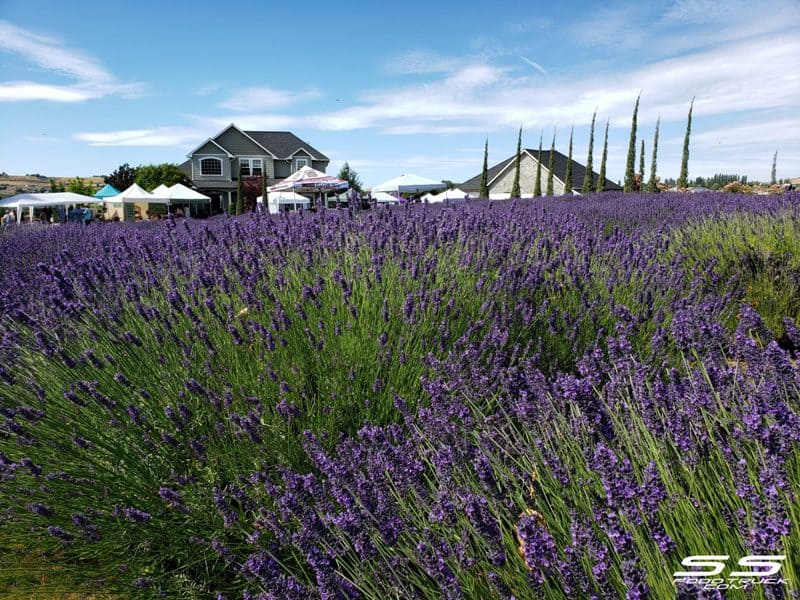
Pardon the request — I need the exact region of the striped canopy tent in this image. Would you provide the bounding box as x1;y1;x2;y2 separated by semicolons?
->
268;166;349;193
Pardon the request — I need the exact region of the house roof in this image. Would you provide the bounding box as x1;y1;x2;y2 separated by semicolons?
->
244;131;329;161
461;149;622;193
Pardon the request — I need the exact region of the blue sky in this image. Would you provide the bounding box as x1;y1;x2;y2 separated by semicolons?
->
0;0;798;187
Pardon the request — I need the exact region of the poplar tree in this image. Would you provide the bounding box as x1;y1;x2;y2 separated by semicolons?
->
624;93;641;192
771;150;777;185
563;125;574;196
647;117;660;193
511;125;522;198
597;120;609;193
677;97;695;190
546;130;555;196
261;167;268;210
235;172;244;215
581;110;596;195
479;138;489;198
534;133;543;197
639;139;645;191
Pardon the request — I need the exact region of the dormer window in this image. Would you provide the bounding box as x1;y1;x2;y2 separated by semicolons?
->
295;158;310;172
200;158;222;176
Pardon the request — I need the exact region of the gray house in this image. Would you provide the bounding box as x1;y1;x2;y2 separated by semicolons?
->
461;148;621;197
180;124;329;214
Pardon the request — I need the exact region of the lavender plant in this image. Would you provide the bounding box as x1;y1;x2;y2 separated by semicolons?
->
1;193;798;598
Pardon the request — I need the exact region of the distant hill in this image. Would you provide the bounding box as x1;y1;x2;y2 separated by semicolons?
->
0;174;105;199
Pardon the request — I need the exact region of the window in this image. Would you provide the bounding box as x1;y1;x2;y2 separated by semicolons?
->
200;158;222;176
295;158;309;171
240;158;263;177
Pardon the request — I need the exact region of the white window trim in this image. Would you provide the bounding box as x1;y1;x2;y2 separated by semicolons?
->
239;156;264;177
295;157;310;171
199;157;224;177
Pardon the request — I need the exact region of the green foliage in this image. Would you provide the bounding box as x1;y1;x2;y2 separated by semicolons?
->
235;174;244;215
511;125;522;198
647;118;660;193
581;110;596;195
66;177;96;196
669;209;800;336
563;126;573;196
624;94;641;192
337;161;363;193
105;163;137;191
771;150;778;185
639;139;645;183
135;163;191;192
441;180;456;190
677;97;694;189
597;120;609;193
546;130;555;196
49;179;65;193
534;133;543;197
261;170;268;207
479;139;489;198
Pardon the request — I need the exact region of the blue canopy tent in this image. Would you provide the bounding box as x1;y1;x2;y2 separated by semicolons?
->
94;183;120;199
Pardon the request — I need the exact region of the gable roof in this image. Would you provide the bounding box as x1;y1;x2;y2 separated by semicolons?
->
461;149;621;193
244;131;329;161
187;137;233;158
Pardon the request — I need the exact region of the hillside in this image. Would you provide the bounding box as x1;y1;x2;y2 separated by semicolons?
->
0;174;105;199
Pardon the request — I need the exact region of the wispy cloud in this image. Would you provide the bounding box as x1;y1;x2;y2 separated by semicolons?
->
519;56;547;75
0;20;145;102
74;127;202;147
384;50;464;75
219;86;323;111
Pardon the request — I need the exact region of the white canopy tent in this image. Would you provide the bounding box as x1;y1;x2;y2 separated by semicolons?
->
371;173;446;195
151;184;171;196
422;187;472;203
166;183;211;202
372;191;403;204
257;191;310;215
0;192;103;224
105;183;171;204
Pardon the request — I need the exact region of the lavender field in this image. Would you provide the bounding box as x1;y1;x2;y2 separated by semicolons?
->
1;193;799;599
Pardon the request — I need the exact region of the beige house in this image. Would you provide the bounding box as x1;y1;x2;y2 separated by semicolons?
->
461;149;621;197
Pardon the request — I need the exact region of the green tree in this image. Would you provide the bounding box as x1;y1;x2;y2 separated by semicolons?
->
677;97;695;190
50;179;65;193
597;120;609;193
261;169;268;210
337;162;363;193
639;139;645;190
534;133;543;197
511;125;522;198
581;110;596;195
647;117;660;193
624;93;641;192
135;163;191;192
563;125;574;196
235;174;244;215
546;130;556;196
105;163;137;191
479;139;489;198
66;177;96;196
771;150;777;185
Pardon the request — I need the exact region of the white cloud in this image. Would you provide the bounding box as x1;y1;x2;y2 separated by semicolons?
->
219;86;322;111
74;127;203;147
384;50;464;75
0;20;144;102
520;56;547;75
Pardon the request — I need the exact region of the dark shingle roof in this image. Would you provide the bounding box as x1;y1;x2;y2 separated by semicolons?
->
244;131;329;161
179;159;192;177
461;149;621;193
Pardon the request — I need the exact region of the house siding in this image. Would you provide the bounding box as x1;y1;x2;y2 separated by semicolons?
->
194;140;226;155
216;127;269;156
312;160;327;173
490;154;565;196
